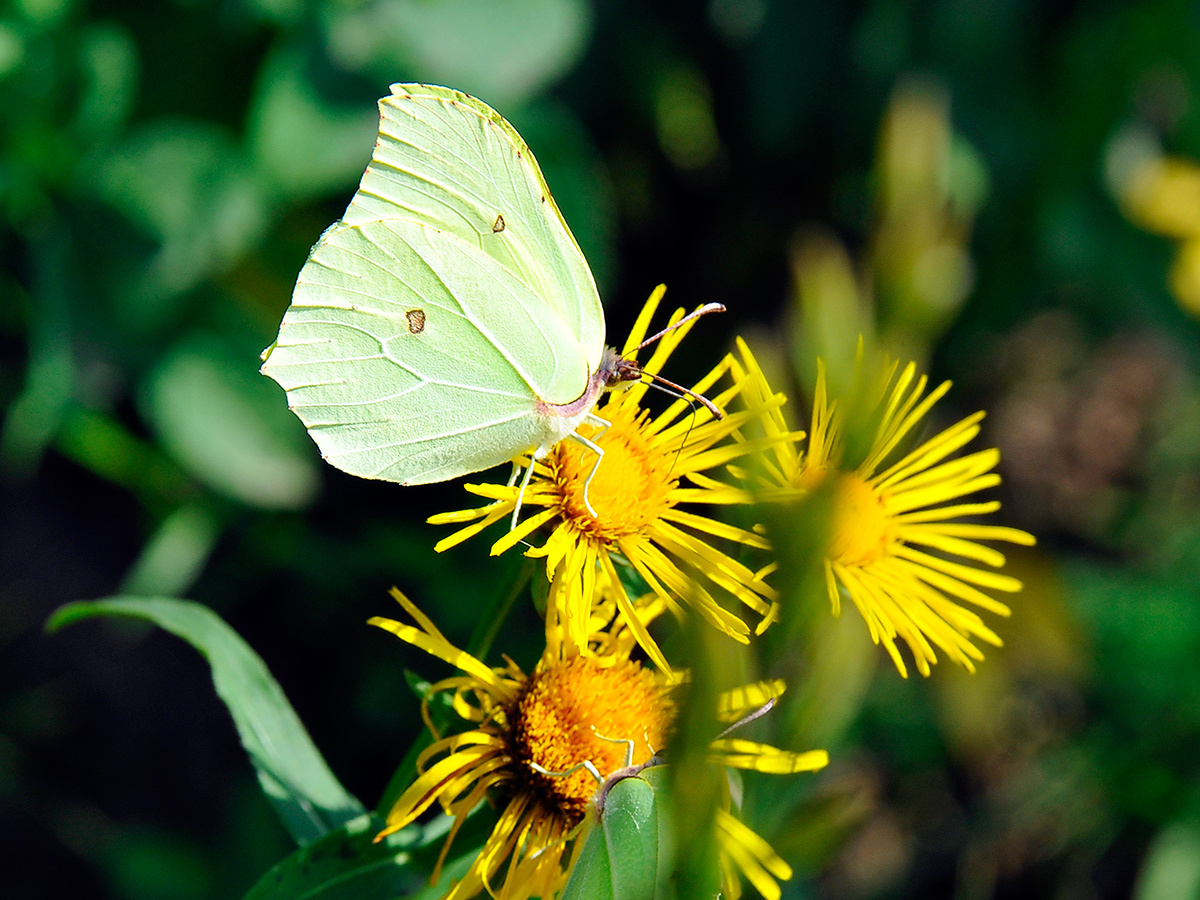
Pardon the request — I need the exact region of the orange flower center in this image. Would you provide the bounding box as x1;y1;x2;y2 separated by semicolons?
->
550;403;674;540
511;655;673;822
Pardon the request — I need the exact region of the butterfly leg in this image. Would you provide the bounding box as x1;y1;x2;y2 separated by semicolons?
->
574;413;612;519
584;412;611;439
568;430;606;519
510;455;539;531
526;730;636;783
528;758;605;787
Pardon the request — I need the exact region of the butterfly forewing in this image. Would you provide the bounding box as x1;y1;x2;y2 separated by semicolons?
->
344;83;605;370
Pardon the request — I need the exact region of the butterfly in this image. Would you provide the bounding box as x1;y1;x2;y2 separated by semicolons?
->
261;83;720;522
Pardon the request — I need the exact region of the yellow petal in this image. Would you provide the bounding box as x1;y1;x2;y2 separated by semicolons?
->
709;739;830;774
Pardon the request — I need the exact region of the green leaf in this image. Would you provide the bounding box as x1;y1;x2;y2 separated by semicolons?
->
74;21;138;141
90;119;269;311
324;0;591;109
0;21;25;79
243;807;496;900
242;814;438;900
247;44;377;202
47;597;364;846
118;504;221;599
0;237;73;474
140;333;320;510
1134;821;1200;900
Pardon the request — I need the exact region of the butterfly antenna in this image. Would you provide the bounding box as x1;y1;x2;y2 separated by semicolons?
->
625;302;725;419
675;398;699;471
631;302;726;354
638;379;702;473
645;370;723;420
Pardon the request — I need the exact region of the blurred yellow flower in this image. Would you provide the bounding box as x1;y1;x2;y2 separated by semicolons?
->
1120;154;1200;240
1168;239;1200;316
1113;147;1200;317
431;287;788;670
370;587;827;900
744;343;1036;677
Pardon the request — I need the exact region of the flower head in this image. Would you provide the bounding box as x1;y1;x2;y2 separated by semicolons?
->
431;287;788;670
370;587;827;900
744;344;1036;677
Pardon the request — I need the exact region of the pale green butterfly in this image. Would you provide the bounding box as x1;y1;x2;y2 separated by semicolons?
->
261;83;720;523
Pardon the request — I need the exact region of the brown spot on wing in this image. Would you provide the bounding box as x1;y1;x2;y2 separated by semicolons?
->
406;309;426;334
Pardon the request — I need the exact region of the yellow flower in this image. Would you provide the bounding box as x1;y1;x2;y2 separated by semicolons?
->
1115;152;1200;317
1118;153;1200;241
743;343;1036;677
430;287;789;671
370;587;827;900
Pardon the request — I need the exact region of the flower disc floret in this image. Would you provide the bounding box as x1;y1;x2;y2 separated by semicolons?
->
512;655;671;821
551;410;675;540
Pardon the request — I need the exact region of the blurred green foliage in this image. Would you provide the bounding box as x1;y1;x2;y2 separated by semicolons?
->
5;1;1200;898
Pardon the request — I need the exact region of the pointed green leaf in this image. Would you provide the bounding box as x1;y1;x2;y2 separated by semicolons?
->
243;806;497;900
47;597;364;845
242;814;450;900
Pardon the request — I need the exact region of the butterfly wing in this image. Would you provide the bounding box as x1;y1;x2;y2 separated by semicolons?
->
262;217;593;484
344;83;605;367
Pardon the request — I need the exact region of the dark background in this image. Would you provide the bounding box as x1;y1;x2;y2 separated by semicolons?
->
5;1;1200;897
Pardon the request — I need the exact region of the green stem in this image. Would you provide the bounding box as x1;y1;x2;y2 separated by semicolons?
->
466;557;535;660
